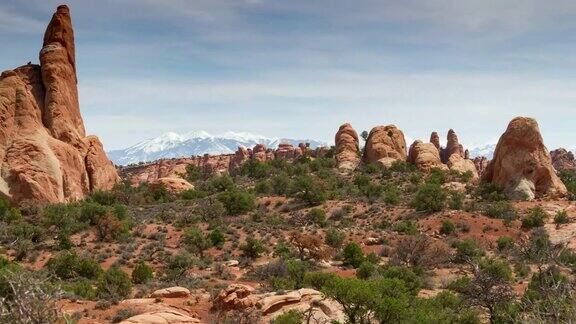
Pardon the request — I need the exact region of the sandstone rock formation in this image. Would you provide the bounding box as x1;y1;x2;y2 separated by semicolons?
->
430;132;440;150
447;154;479;181
212;284;345;323
150;286;191;299
551;148;576;172
335;123;360;171
150;177;194;194
482;117;567;200
473;156;489;175
363;125;407;166
275;143;302;160
0;5;118;204
441;129;465;163
408;140;447;172
120;310;201;324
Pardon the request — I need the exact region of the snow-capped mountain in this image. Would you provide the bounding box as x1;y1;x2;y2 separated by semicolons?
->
467;144;496;159
108;131;327;165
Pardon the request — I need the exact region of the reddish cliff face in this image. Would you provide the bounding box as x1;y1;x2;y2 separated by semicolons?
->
0;5;118;204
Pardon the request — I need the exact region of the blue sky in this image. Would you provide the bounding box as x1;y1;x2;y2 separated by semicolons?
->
1;0;576;150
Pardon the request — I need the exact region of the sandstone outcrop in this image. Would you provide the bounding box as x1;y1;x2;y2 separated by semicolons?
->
150;177;194;194
430;132;441;150
212;284;345;323
447;154;479;181
441;129;465;163
275;143;302;160
408;140;447;172
0;5;118;204
335;123;360;171
120;310;201;324
482;117;567;200
473;156;489;175
363;125;407;166
150;286;191;299
551;148;576;172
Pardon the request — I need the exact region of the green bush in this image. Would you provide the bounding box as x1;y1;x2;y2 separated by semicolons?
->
440;219;455;235
394;220;419;235
97;267;132;300
180;189;208;200
554;210;570;226
356;261;376;279
185;164;203;182
303;271;338;290
0;198;20;223
271;173;291;195
67;279;97;300
475;183;506;201
483;201;517;223
497;236;515;252
291;175;326;206
448;191;464;210
325;228;345;248
382;185;400;205
272;309;302;324
559;171;576;200
453;239;484;263
240;237;265;259
208;229;225;248
522;206;547;229
241;160;272;179
182;226;210;256
343;242;365;268
411;183;447;213
45;251;102;280
308;208;326;226
89;190;118;206
218;190;255;215
131;262;154;284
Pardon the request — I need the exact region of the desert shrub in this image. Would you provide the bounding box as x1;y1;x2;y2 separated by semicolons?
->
303;271;338;290
554;210;570;226
475;183;507;201
394;220;419;235
411;183;447;213
389;160;416;173
325;228;345;249
206;174;235;193
185;164;203;182
427;168;447;185
131;262;154;284
218;190;255;215
112;308;139;323
308;208;326;226
97;267;132;300
291;175;326;206
45;251;102;280
382;184;400;205
440;219;455;235
558;249;576;270
522;206;547;229
271;173;291;196
241;159;272;179
180;189;208;200
254;180;271;194
67;279;97;300
195;198;227;220
356;261;377;279
95;211;132;241
165;252;194;278
392;235;450;269
272;309;302;324
497;236;515;252
5;220;44;243
559;171;576;200
448;191;464;210
240;237;266;259
343;242;365;268
43;203;85;234
453;239;484;263
89;190;117;206
483;201;517;222
522;267;575;322
0;198;20;223
0;257;21;298
182;226;210;256
208;229;225;248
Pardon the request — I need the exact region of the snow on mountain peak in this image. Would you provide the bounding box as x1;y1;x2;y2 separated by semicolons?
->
108;130;326;165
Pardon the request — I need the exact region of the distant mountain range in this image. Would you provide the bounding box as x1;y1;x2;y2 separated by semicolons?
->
108;131;327;165
467;144;496;160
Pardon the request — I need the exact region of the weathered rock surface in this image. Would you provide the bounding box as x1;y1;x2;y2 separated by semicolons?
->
441;129;465;163
363;125;407;165
447;154;479;181
0;5;118;204
213;284;345;323
482;117;567;200
150;286;191;299
120;309;201;324
407;140;447;172
335;123;360;171
551;148;576;172
473;156;489;175
430;132;440;150
150;177;194;194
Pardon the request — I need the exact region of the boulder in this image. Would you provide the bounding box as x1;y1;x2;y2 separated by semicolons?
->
334;123;360;171
407;140;447;172
150;177;193;194
150;287;191;299
0;5;118;204
550;148;576;172
363;125;407;165
482;117;567;200
120;310;201;324
447;154;479;181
